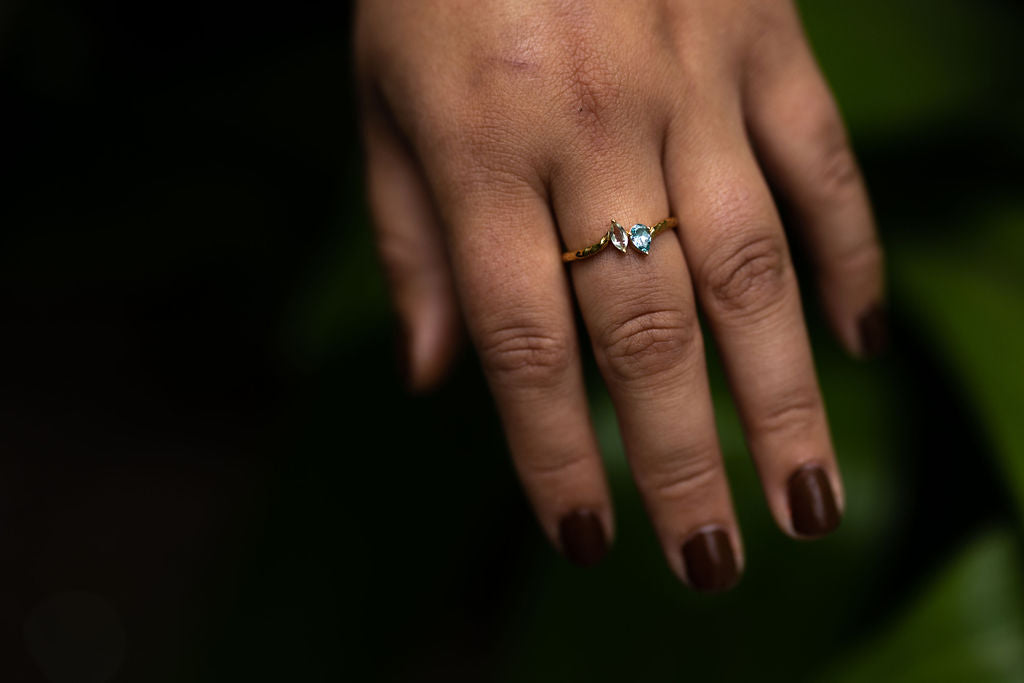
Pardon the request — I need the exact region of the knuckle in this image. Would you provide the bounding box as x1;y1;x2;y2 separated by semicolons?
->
641;451;721;503
423;123;540;205
455;32;631;148
828;235;884;280
374;226;410;279
751;389;822;440
819;140;861;202
479;323;574;390
454;110;523;155
427;107;541;201
406;86;537;187
516;448;591;482
702;232;791;317
810;117;862;204
443;146;538;202
598;307;698;385
531;27;644;149
375;222;427;286
556;48;626;140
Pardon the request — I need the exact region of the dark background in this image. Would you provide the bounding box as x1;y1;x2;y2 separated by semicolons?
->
2;1;1024;681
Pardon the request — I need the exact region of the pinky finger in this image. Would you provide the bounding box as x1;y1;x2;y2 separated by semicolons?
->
361;92;462;390
743;16;887;357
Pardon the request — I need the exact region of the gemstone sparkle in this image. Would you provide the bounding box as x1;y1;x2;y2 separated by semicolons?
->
610;220;629;253
630;224;652;254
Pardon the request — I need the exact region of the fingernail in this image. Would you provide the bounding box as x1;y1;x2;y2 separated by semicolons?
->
681;527;739;592
558;509;608;567
788;464;841;537
858;304;889;357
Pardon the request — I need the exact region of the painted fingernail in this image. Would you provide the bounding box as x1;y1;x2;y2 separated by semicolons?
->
858;305;889;357
788;464;841;537
558;509;608;567
682;527;739;592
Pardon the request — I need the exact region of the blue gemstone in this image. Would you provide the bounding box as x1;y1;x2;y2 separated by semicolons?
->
630;224;652;254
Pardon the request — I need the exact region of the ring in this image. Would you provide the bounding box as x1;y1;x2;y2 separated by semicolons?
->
562;217;678;262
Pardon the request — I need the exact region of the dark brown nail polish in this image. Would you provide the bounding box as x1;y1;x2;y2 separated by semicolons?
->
558;509;608;567
858;305;889;357
788;464;841;537
681;527;739;592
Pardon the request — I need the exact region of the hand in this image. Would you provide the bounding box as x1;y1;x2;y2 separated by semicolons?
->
355;0;884;591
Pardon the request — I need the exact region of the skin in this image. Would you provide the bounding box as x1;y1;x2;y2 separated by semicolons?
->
355;0;883;587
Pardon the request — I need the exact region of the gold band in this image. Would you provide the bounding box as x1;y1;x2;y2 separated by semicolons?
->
562;217;678;262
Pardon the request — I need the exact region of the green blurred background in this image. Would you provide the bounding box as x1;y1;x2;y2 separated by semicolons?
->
2;1;1023;681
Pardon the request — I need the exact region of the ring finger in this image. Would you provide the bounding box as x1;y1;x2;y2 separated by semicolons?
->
554;142;742;592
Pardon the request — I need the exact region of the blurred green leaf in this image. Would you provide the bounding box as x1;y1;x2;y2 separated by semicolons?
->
893;206;1024;520
798;1;1024;139
823;530;1024;683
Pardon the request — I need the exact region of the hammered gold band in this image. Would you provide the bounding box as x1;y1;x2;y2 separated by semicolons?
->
562;217;678;262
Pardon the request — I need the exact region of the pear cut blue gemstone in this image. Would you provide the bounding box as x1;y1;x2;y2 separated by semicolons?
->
630;224;652;254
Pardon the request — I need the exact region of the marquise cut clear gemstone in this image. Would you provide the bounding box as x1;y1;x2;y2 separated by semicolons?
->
610;221;629;253
630;224;652;254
